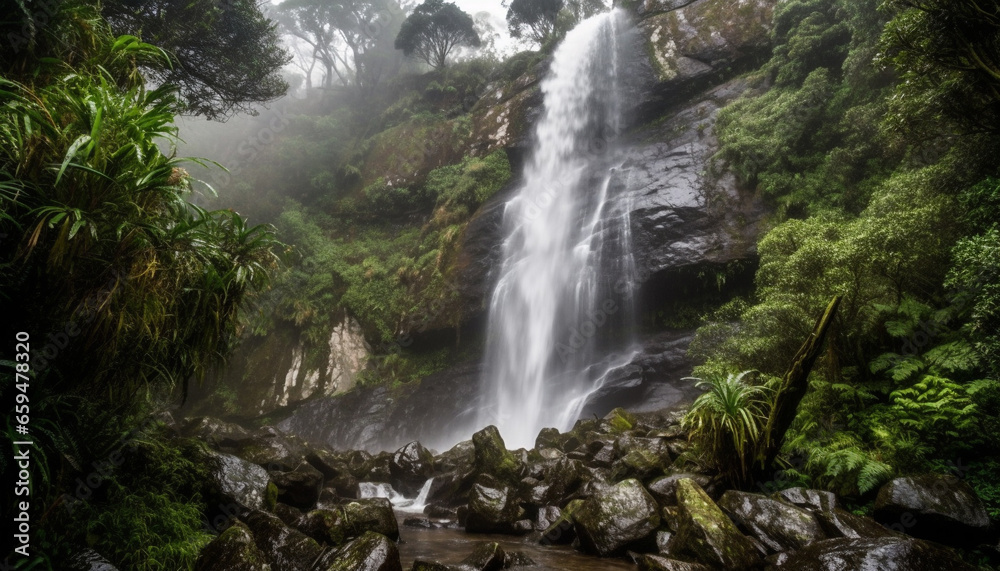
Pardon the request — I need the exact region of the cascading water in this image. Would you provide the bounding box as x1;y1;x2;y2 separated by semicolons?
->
478;10;638;449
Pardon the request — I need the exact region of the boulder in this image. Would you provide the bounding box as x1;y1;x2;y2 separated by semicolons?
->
342;498;400;541
68;550;120;571
204;450;273;512
460;542;506;571
270;463;324;510
647;473;711;507
535;505;562;531
816;508;898;540
774;488;837;513
194;521;271;571
306;450;361;499
540;499;583;545
235;428;305;472
535;427;562;450
573;478;661;556
389;441;435;496
472;426;523;484
435;440;475;473
318;531;403;571
673;479;761;570
466;483;526;534
611;436;672;481
242;510;323;571
300;508;351;545
768;537;975;570
874;474;990;545
183;417;251;450
635;554;712;571
718;490;826;553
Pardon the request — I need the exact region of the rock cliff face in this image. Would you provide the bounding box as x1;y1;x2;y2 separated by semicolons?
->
186;315;369;419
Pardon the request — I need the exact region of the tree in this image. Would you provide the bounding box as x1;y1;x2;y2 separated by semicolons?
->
277;0;405;92
100;0;290;119
881;0;1000;136
395;0;480;69
505;0;562;45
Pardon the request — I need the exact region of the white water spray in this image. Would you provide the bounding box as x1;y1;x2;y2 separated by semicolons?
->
478;10;637;449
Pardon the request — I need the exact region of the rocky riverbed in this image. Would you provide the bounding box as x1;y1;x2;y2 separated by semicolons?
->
76;406;992;570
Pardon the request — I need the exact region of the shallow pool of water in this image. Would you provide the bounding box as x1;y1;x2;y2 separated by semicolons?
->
396;522;637;570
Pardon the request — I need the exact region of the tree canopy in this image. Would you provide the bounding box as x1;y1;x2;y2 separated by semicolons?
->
504;0;562;45
277;0;405;92
100;0;290;119
395;0;480;69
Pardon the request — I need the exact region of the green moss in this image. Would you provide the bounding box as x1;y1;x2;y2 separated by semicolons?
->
264;481;278;512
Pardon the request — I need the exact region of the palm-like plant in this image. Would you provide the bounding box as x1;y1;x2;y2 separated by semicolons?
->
682;370;773;485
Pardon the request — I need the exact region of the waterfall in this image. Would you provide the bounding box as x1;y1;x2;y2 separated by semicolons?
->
478;10;637;449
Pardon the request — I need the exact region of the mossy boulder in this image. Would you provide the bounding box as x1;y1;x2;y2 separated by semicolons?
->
540;499;584;545
466;483;527;534
611;436;672;482
194;521;271;571
600;407;637;434
472;426;523;484
342;498;400;541
318;531;403;571
243;510;323;571
673;479;761;570
573;478;661;556
717;490;826;553
647;473;711;507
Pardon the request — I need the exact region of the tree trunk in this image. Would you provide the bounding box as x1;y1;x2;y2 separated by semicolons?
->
752;295;842;481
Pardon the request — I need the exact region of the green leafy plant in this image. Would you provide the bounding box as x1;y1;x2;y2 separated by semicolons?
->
682;370;773;484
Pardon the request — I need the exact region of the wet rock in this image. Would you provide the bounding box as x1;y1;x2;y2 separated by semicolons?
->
460;542;506;570
535;427;562;450
204;450;273;512
183;417;251;450
718;490;826;553
68;549;120;571
270;462;324;510
300;508;351;545
427;471;472;507
306;449;361;498
390;441;435;496
425;504;459;518
655;530;676;554
816;508;897;540
535;506;562;531
611;436;672;481
647;473;711;507
673;479;761;570
473;426;523;484
774;488;837;513
466;483;526;534
404;517;434;529
435;440;475;473
411;562;453;571
539;499;583;545
768;537;975;570
194;521;270;571
273;502;306;529
634;554;712;571
503;550;536;567
573;478;661;556
343;498;400;541
243;509;323;571
235;428;305;472
364;452;394;482
318;531;403;571
600;407;637;434
874;474;990;545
